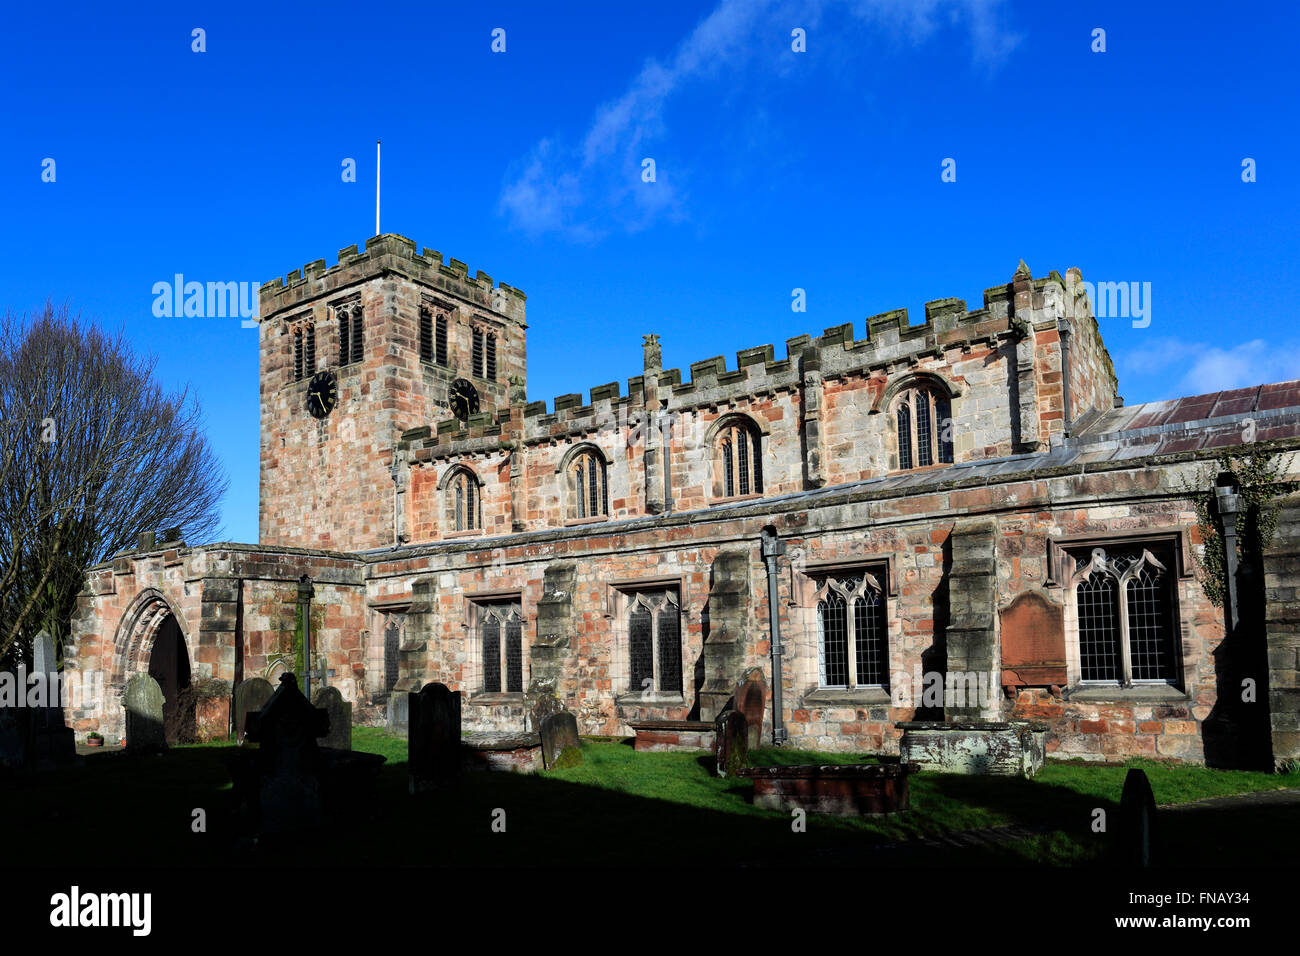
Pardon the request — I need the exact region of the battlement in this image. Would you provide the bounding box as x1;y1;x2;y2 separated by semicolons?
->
258;233;527;323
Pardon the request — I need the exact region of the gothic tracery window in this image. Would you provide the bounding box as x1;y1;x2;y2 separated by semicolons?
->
892;384;953;470
714;418;764;499
814;569;889;689
626;589;682;695
1069;546;1178;685
477;601;523;694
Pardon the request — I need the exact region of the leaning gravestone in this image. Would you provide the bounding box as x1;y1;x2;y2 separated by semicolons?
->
714;709;749;778
540;711;581;769
1117;767;1158;866
124;674;167;753
30;631;75;767
234;677;274;741
409;682;461;794
312;686;352;751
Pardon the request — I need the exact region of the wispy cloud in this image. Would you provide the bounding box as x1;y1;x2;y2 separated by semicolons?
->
497;0;1020;240
1121;337;1300;396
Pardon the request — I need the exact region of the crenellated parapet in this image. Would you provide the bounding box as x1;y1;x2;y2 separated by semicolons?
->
258;233;527;326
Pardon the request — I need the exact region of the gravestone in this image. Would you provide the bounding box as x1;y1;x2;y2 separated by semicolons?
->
539;711;581;769
734;675;767;750
527;691;563;733
386;693;410;737
243;673;329;833
234;677;274;741
0;706;29;771
1117;768;1158;866
409;682;461;794
312;686;352;751
714;709;749;778
30;631;75;766
124;674;167;753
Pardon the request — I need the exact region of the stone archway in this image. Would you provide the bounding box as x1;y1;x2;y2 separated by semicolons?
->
107;588;194;742
147;614;193;744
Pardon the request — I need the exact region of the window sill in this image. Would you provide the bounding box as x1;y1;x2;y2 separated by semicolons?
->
564;516;609;527
710;493;764;506
615;692;686;707
468;693;525;706
887;463;953;476
443;529;484;540
1063;684;1188;703
803;687;891;706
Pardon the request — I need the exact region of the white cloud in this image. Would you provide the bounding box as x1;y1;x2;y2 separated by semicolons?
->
1120;337;1300;396
497;0;1020;240
1179;339;1300;394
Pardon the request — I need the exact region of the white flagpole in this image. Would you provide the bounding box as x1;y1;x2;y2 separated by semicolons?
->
375;140;381;235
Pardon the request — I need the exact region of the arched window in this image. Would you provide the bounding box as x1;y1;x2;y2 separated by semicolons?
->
814;570;888;689
566;449;609;520
477;601;523;694
1068;547;1177;685
293;329;304;382
337;301;363;366
713;417;764;499
626;589;682;695
445;467;481;533
892;384;953;470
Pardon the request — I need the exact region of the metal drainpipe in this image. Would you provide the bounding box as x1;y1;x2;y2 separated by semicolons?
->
1215;481;1242;634
761;526;788;746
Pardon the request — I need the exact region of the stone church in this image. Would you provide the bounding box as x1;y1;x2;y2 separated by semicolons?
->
67;234;1300;768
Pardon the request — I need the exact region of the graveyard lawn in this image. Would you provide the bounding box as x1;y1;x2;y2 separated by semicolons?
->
3;729;1296;868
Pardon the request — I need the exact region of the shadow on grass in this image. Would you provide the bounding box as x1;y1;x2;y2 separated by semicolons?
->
5;737;1291;868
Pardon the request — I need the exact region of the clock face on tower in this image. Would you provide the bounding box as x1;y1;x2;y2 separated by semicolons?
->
449;378;479;422
306;370;338;419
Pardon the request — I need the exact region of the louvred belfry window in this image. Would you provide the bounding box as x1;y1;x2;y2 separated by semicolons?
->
486;333;497;380
436;314;448;366
419;306;433;363
892;384;953;471
472;328;484;377
292;329;304;382
350;305;364;364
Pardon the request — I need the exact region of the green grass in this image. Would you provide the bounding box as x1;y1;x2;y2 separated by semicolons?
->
6;731;1295;867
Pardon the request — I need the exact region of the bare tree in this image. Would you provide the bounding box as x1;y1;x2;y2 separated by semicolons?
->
0;304;227;665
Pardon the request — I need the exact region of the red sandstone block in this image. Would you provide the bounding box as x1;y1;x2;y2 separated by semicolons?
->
1163;720;1197;735
1079;719;1107;734
1138;721;1161;733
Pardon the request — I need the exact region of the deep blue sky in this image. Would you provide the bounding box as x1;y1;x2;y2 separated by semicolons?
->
2;1;1297;544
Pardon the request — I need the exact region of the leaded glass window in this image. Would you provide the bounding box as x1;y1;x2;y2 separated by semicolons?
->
1069;547;1177;685
815;570;889;689
625;589;682;695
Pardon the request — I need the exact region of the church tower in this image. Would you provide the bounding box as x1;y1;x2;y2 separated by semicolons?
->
257;234;527;550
